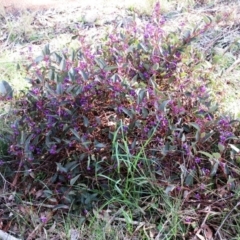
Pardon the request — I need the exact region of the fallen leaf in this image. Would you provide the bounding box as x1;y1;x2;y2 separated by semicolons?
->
202;224;213;240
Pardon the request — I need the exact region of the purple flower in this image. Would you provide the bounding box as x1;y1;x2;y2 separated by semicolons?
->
202;168;210;175
143;72;149;79
195;157;201;164
50;145;57;154
36;101;43;110
129;89;136;97
159;17;166;25
195;193;201;200
218;118;230;128
29;145;35;151
199;85;206;93
144;127;149;133
154;2;160;15
219;131;234;144
161;118;168;126
175;51;181;58
183;143;190;154
117;106;123;114
220;135;226;144
36;148;41;154
185;217;192;223
176;186;181;191
144;23;155;38
40;216;47;223
32;88;40;95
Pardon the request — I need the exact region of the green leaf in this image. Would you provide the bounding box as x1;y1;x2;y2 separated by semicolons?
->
210;161;219;177
53;204;69;211
20;131;26;145
137;89;146;105
68;67;76;81
195;131;200;142
34;55;44;64
71;35;79;40
80;70;88;81
60;58;66;71
70;128;80;140
64;161;78;171
56;83;63;95
95;143;106;148
54;52;62;63
189;122;200;132
43;190;53;197
185;170;195;186
52;137;61;143
56;163;68;173
218;142;225;152
83;116;89;127
49;68;55;80
160;100;171;112
0;80;13;98
24;134;34;153
198;151;213;159
229;144;240;153
70;49;75;62
212;152;221;160
164;185;175;195
122;107;134;118
16;63;20;70
104;65;118;71
182;30;191;43
141;107;148;118
70;174;81;186
201;131;215;142
42;44;50;55
203;15;212;24
152;63;159;71
139;43;148;52
114;183;123;195
95;58;106;69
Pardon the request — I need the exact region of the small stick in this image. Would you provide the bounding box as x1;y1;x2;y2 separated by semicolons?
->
215;201;240;238
22;201;56;209
0;230;21;240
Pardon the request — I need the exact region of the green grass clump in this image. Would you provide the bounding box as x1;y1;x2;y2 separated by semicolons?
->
0;1;240;239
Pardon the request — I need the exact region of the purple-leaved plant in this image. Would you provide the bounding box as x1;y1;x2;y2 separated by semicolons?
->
4;2;239;210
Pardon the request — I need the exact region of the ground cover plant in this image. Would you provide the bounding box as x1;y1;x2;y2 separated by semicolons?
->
0;0;240;239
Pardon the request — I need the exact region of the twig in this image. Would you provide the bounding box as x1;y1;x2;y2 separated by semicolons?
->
114;217;155;228
200;206;215;227
0;171;12;193
214;201;240;238
11;158;24;187
224;58;240;75
22;201;56;209
0;230;21;240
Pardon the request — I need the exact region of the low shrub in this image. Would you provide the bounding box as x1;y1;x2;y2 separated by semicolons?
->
4;2;240;213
